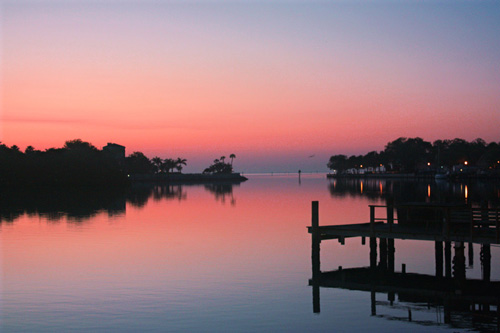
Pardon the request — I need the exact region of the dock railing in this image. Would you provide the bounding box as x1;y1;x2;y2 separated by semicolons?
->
367;203;500;242
369;204;396;233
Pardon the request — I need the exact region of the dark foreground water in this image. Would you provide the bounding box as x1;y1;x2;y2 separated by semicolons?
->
1;175;500;332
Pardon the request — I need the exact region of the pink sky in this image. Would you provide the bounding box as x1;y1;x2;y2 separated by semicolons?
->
2;2;499;172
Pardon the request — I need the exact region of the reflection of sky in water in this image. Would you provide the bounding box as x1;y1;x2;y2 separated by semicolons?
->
1;175;500;331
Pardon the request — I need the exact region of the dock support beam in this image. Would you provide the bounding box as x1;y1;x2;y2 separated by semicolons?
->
435;241;443;278
379;238;388;269
387;197;394;232
371;290;376;316
311;201;321;313
468;242;474;267
370;237;377;271
481;244;491;282
370;206;375;234
453;242;466;280
388;239;395;274
445;241;452;278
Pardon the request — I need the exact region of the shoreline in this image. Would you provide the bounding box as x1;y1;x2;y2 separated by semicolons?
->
129;172;248;183
326;173;500;180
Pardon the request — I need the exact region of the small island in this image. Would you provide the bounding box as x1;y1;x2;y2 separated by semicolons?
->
0;139;247;187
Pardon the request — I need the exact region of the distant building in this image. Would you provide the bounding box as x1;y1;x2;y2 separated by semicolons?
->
103;143;125;162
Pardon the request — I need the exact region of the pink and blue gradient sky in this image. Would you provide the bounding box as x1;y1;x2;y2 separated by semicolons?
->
1;1;499;172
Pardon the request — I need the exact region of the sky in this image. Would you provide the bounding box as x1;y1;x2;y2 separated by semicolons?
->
1;0;500;172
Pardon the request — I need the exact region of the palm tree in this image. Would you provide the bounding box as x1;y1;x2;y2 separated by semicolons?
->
163;158;177;174
151;156;163;174
175;157;187;173
220;156;226;163
229;153;236;166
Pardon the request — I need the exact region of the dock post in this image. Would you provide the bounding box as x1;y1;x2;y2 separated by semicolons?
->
312;201;320;278
387;198;394;232
445;241;452;278
312;281;320;314
370;206;375;235
453;242;466;280
379;238;387;270
435;241;443;278
370;237;377;271
468;242;474;267
481;244;491;282
311;201;321;313
371;290;376;316
388;239;395;274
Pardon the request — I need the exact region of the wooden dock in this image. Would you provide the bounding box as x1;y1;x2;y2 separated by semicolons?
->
308;201;500;245
307;201;500;329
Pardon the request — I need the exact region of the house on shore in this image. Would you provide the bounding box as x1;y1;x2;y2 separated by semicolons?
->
103;143;125;163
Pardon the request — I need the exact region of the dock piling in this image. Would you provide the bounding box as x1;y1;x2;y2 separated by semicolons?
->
445;241;452;278
387;198;394;232
311;201;321;313
370;206;375;234
435;241;443;278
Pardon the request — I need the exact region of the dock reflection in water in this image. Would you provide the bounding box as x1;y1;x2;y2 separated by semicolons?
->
309;201;500;331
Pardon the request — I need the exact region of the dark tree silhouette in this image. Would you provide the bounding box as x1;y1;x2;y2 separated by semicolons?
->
175;158;187;172
328;137;500;175
151;157;164;174
163;158;177;174
203;158;233;174
126;152;154;175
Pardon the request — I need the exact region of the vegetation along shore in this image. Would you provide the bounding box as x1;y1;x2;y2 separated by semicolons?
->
0;139;246;187
327;137;500;180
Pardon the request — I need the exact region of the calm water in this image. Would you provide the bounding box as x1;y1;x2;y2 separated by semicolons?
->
1;175;500;332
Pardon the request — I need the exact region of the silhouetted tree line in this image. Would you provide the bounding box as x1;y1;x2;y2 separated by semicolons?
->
0;139;127;186
202;155;236;174
123;152;188;175
328;137;500;174
0;139;190;186
0;139;240;186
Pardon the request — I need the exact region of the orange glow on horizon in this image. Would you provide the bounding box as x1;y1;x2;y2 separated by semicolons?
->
2;2;500;173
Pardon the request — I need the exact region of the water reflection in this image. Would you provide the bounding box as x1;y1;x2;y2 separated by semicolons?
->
310;240;500;331
204;183;236;205
2;174;500;332
129;183;187;208
328;178;500;207
0;187;127;223
0;181;242;223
